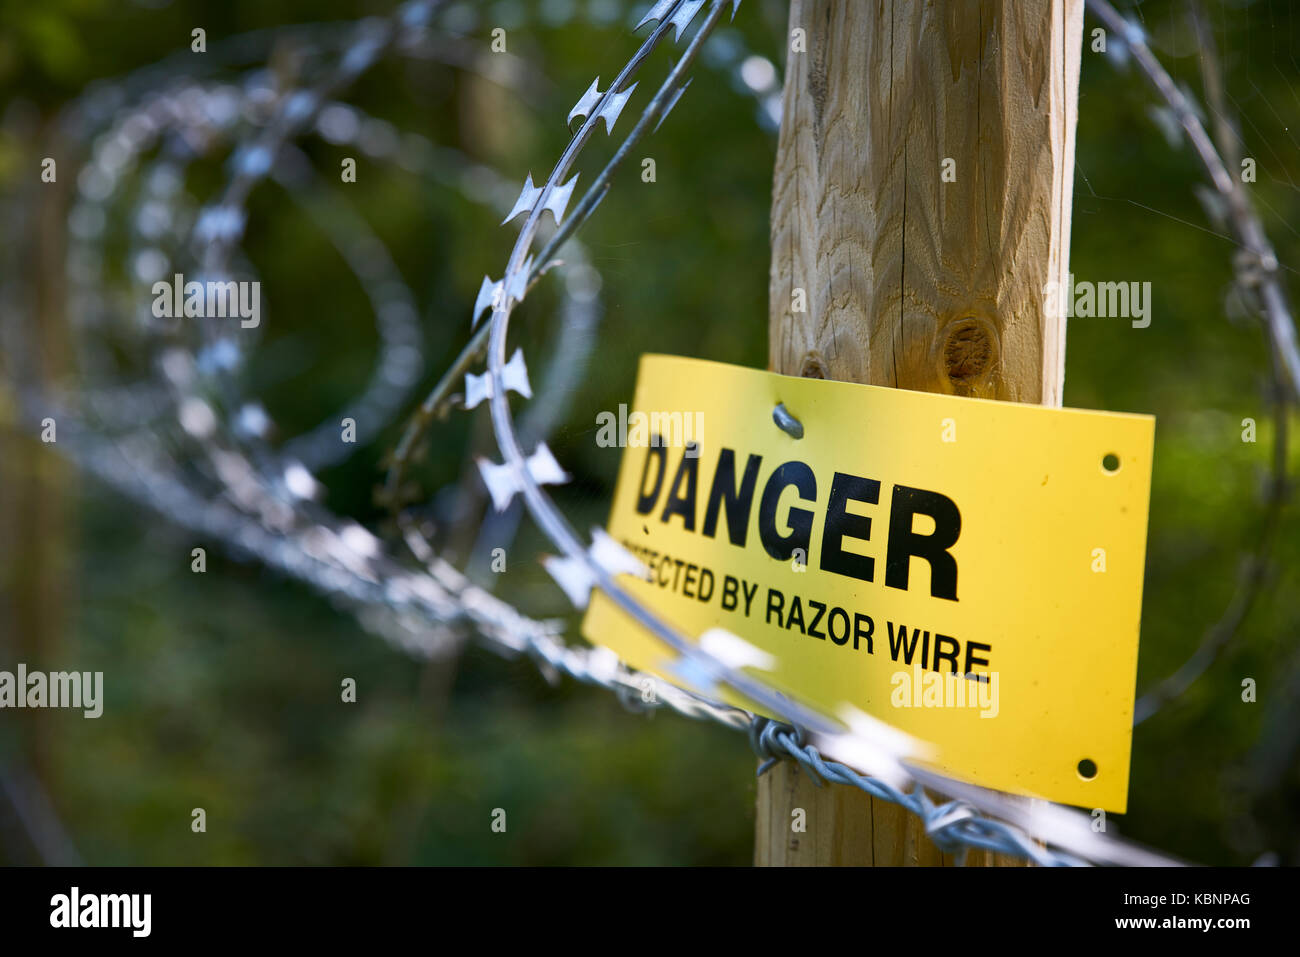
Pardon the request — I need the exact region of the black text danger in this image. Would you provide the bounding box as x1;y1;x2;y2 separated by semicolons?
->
634;440;961;601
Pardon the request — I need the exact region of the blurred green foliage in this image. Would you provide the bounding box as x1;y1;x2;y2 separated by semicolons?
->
1;0;1299;864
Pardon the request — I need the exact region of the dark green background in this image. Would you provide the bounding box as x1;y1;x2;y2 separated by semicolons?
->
1;0;1298;864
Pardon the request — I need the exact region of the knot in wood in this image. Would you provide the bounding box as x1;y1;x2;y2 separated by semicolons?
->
799;353;829;379
941;318;996;385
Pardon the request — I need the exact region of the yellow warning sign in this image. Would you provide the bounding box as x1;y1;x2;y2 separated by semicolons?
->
581;355;1154;811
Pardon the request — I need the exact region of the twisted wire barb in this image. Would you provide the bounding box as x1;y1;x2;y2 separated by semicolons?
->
1084;0;1297;726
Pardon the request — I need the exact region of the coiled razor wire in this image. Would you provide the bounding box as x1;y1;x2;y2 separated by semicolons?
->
9;0;1289;866
456;0;1195;866
0;0;1180;869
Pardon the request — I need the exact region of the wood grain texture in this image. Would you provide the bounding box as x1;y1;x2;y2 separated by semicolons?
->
759;0;1083;867
769;0;1082;405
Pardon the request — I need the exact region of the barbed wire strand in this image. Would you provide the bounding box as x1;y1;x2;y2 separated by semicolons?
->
470;0;1187;866
1084;0;1297;725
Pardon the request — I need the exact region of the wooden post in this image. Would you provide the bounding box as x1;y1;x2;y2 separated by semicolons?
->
758;0;1084;866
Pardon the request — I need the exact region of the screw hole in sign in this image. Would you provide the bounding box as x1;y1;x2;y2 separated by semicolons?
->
1077;758;1099;781
1101;453;1121;474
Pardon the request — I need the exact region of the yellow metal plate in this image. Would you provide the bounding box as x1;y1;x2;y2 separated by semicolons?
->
581;354;1154;812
